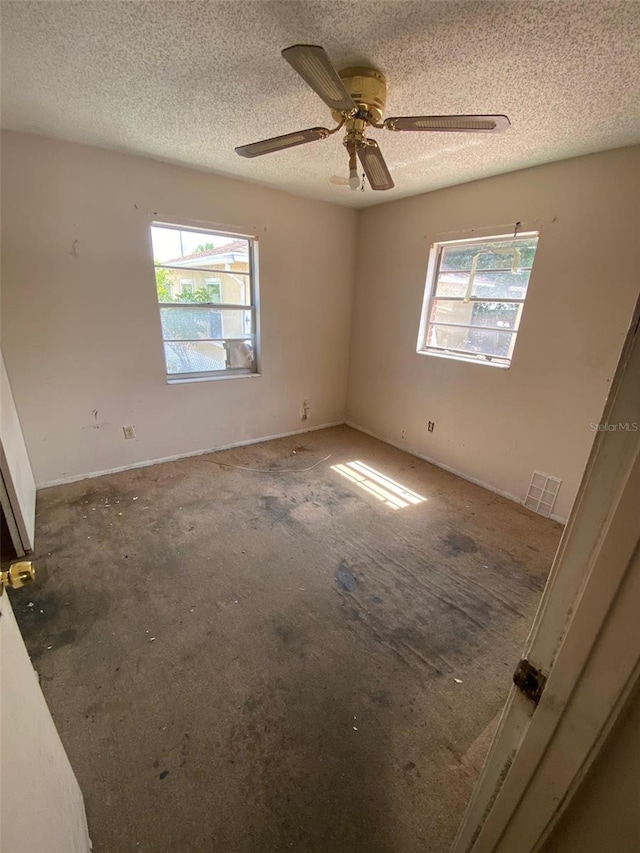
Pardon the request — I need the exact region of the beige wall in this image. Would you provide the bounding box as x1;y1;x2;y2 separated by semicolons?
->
541;682;640;853
0;132;357;485
2;134;639;515
347;146;640;520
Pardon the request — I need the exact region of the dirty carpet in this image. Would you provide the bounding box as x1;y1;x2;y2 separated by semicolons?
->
13;426;562;853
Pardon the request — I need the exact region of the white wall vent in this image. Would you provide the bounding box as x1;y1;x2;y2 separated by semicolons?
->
524;471;561;518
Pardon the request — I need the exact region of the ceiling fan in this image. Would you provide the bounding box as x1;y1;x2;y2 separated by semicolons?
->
235;44;510;192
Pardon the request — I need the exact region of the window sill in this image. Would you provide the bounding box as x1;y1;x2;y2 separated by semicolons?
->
417;349;511;369
167;372;261;385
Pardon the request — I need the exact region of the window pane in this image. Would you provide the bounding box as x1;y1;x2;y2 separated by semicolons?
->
431;299;473;326
470;301;521;330
160;307;253;340
151;226;249;267
165;341;228;374
432;300;521;330
156;270;251;305
164;340;255;375
440;237;538;272
426;323;515;360
471;270;531;299
434;271;531;301
433;272;469;298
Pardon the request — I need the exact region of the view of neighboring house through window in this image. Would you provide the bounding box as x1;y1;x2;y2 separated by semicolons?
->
418;232;539;367
151;223;258;379
205;278;222;302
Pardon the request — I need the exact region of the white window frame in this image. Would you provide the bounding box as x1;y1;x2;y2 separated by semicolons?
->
151;222;260;383
417;231;539;369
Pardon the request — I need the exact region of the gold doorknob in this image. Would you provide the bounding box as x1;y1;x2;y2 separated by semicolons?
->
1;561;36;594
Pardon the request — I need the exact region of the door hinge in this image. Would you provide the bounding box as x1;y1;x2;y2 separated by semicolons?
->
513;658;547;705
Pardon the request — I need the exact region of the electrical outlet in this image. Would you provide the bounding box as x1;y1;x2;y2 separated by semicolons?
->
123;425;136;440
300;399;310;422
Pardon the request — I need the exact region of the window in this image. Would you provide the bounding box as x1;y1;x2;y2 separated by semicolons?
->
151;223;258;380
417;232;539;368
204;278;222;303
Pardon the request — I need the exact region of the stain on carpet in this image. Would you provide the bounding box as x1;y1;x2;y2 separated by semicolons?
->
335;562;359;592
443;532;478;555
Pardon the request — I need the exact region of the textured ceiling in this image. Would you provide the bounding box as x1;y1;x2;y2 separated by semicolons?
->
2;0;639;208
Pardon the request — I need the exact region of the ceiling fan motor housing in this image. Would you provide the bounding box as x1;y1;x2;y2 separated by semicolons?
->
331;66;388;125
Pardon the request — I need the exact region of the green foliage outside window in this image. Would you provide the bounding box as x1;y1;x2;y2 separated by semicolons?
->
155;264;213;304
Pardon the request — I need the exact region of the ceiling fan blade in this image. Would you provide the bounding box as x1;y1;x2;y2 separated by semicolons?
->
383;115;511;133
357;141;394;191
281;44;357;113
235;126;330;158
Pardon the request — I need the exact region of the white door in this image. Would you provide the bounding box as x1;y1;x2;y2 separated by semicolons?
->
1;351;90;853
1;593;92;853
452;304;640;852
